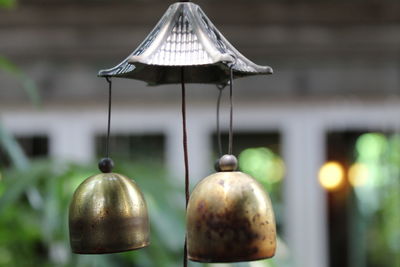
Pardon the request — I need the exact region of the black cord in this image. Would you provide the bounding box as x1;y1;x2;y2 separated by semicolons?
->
181;68;190;209
181;67;189;267
105;77;112;158
228;67;234;155
183;239;188;267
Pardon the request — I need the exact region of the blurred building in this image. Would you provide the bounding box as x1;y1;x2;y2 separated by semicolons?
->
1;1;400;267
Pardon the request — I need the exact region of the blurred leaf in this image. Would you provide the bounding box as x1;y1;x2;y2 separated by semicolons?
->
0;56;40;107
0;161;48;212
0;123;29;170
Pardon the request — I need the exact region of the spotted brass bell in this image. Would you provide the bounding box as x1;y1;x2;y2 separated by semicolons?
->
187;155;276;262
69;158;150;254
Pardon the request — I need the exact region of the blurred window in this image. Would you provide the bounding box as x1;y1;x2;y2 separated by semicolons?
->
325;131;400;267
95;134;165;164
0;135;49;167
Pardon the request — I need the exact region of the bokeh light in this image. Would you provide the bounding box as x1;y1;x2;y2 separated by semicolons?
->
319;161;345;191
354;133;389;187
348;163;369;187
356;133;387;161
239;147;285;184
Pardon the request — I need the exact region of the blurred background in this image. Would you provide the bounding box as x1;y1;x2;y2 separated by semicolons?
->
0;0;399;266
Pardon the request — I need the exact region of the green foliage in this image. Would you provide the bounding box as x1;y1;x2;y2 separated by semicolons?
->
0;160;187;266
0;158;294;267
351;133;400;267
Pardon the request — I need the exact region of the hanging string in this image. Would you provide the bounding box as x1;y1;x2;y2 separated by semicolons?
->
216;85;224;157
105;77;112;158
181;68;190;209
216;66;234;157
228;66;234;155
181;67;189;267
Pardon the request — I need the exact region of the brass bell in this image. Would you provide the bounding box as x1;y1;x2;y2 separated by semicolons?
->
187;155;276;262
69;158;150;254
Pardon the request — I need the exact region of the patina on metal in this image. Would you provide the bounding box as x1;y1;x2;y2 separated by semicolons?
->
186;171;276;262
98;2;272;86
69;173;150;254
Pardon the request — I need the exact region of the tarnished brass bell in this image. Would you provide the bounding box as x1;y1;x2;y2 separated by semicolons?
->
187;155;276;263
69;160;149;254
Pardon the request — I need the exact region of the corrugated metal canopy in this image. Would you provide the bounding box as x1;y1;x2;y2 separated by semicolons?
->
98;2;272;86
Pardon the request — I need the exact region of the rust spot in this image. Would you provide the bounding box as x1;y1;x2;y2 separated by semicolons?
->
252;213;260;223
262;235;266;240
196;221;202;230
197;200;206;212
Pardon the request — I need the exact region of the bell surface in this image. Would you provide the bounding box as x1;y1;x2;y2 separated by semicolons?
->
187;171;276;263
69;173;150;254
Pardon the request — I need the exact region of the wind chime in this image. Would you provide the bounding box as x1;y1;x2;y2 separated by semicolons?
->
69;1;276;265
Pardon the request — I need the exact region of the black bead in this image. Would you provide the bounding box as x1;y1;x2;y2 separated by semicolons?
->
98;158;114;173
218;154;238;172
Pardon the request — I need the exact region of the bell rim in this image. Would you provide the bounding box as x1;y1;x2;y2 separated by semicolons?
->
188;252;276;263
71;241;150;255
